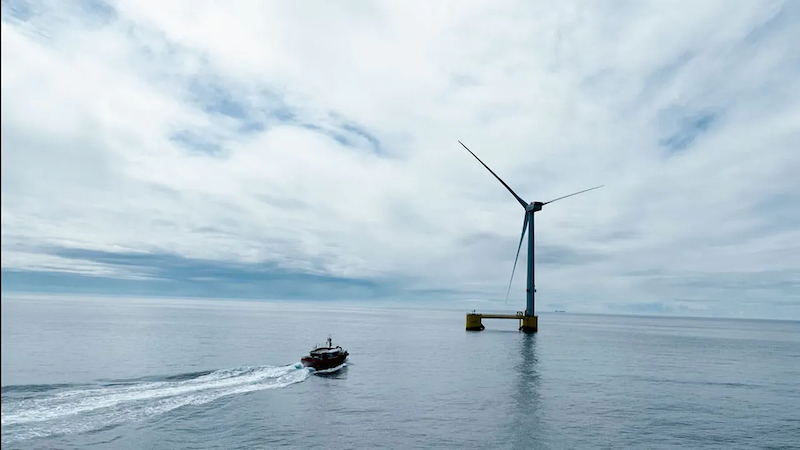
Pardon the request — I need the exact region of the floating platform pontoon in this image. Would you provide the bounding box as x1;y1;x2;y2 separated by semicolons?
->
466;311;538;332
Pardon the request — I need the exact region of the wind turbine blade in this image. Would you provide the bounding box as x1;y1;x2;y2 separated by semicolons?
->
543;185;604;205
505;213;529;305
459;141;528;208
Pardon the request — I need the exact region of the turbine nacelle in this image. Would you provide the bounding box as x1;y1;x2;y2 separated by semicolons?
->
526;201;544;212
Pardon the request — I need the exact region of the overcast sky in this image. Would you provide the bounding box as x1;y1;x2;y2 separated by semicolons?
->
2;1;798;319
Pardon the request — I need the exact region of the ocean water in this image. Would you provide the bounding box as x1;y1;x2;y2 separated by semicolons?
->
1;295;798;450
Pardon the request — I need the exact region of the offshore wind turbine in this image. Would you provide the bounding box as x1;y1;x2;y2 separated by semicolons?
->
459;140;602;331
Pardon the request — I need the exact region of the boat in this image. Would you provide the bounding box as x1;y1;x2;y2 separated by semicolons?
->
301;336;348;371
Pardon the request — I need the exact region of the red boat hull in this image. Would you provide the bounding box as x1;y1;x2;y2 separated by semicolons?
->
301;352;348;371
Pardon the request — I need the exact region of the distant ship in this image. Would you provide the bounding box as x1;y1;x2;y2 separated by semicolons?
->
555;310;566;313
301;336;348;371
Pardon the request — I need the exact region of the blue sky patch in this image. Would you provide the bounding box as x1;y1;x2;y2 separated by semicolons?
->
180;72;384;157
299;120;385;156
337;122;382;153
72;0;116;25
187;75;250;120
169;130;224;156
742;2;795;46
1;0;34;22
659;111;718;152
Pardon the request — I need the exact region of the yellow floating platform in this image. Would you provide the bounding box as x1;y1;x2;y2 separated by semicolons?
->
466;311;538;332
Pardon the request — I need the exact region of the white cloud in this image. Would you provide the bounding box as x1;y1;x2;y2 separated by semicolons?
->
2;0;799;318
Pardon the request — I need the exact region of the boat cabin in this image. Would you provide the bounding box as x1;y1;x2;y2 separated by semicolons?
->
308;337;343;360
310;347;343;359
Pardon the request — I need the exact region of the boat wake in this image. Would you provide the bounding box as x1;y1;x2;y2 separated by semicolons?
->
310;363;348;375
1;364;311;444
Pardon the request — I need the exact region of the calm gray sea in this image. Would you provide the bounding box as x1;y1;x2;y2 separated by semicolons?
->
1;295;798;450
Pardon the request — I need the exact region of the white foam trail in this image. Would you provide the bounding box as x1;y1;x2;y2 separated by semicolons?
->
311;363;348;374
1;364;311;443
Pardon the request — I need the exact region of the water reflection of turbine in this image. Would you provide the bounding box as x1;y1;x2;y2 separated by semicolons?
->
510;334;547;450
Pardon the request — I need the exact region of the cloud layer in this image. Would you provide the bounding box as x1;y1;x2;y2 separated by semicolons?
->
2;0;799;318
